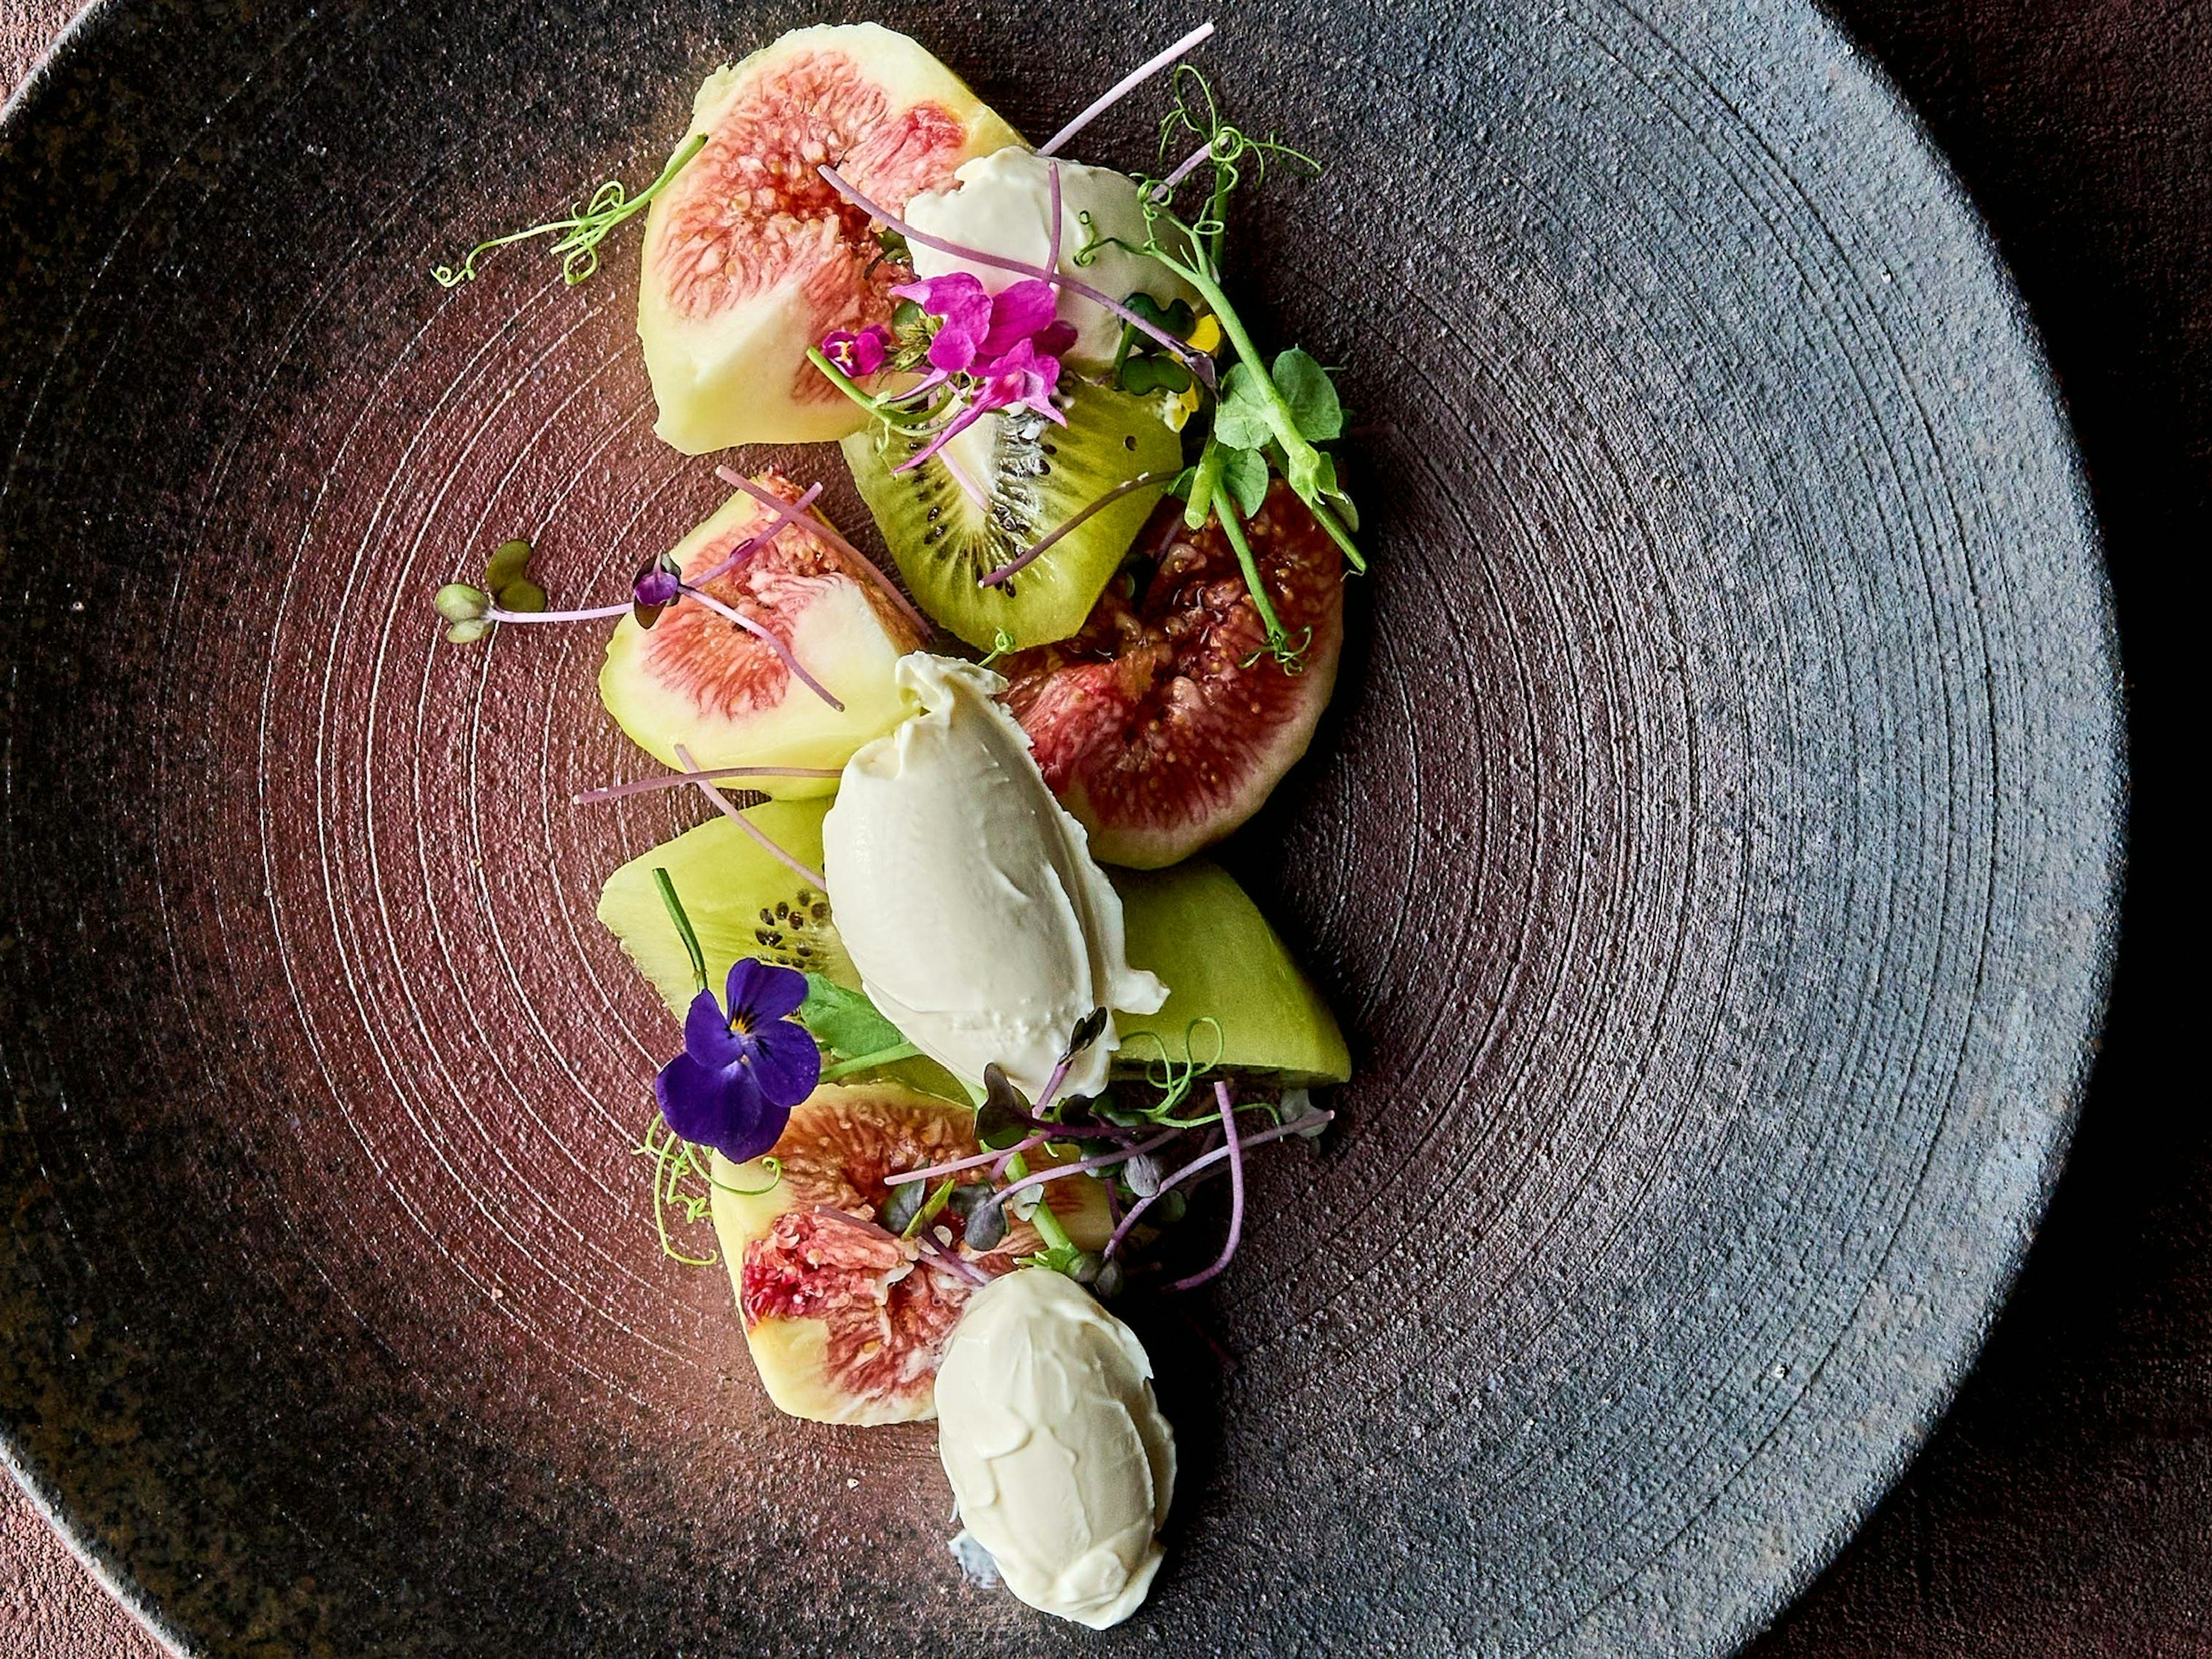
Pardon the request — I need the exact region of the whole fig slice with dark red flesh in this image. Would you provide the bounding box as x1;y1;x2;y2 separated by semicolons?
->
1001;480;1346;869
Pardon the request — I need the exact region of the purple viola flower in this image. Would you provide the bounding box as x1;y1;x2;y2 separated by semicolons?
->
821;322;894;377
655;957;821;1161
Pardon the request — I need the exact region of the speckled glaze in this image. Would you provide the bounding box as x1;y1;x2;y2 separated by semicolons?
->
0;1;2119;1655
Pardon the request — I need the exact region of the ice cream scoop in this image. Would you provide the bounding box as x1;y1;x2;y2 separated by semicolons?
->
934;1268;1175;1628
821;653;1165;1100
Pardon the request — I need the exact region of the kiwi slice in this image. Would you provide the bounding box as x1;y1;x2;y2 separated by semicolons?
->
841;380;1183;651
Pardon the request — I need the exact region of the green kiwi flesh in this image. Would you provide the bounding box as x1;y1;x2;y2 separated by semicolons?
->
840;379;1183;651
594;800;968;1101
600;802;1350;1096
1112;859;1352;1088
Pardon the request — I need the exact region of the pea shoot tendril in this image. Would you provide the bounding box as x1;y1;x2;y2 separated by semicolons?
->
434;133;707;288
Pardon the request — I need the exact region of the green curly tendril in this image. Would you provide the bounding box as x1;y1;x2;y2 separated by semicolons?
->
636;1114;782;1268
434;133;707;288
1116;1017;1227;1120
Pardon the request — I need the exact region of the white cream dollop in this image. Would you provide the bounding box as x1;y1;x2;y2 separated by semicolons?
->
903;148;1202;368
935;1269;1176;1628
820;654;1165;1099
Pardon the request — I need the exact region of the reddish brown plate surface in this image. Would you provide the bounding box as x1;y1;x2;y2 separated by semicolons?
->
0;0;2118;1654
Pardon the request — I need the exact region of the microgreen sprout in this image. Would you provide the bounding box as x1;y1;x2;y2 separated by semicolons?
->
434;133;706;287
1038;21;1217;157
979;470;1181;590
1103;1100;1334;1265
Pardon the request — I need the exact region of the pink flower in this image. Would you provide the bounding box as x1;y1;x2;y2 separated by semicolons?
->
892;338;1070;476
892;272;995;373
892;273;1075;376
820;323;894;377
975;279;1061;359
975;336;1067;425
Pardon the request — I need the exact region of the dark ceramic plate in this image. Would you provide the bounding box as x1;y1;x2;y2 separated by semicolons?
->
0;0;2120;1653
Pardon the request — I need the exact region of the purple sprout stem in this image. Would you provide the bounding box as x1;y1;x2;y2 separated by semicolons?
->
1156;139;1217;197
1038;21;1216;157
486;601;632;623
1045;161;1064;290
817;166;1214;387
673;743;828;891
1104;1106;1335;1260
1169;1082;1246;1291
994;1125;1183;1208
937;442;991;510
691;480;824;585
571;764;842;807
713;464;932;638
991;1130;1052;1181
896;393;991;475
1014;1112;1139;1142
676;584;844;711
884;1135;1041;1188
980;470;1177;587
915;1232;991;1287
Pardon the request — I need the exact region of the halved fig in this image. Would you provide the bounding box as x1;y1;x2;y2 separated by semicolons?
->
637;24;1022;452
1000;482;1346;869
597;469;927;794
709;1083;1111;1425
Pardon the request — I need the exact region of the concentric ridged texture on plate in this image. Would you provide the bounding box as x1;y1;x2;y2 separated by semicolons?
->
0;0;2118;1654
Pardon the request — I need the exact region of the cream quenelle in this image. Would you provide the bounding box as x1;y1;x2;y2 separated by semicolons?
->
903;148;1202;367
819;653;1166;1099
935;1268;1175;1628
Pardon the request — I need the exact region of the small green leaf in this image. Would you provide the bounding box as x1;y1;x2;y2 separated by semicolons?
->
1165;465;1199;502
1116;354;1194;396
444;618;492;645
434;582;489;624
495;577;547;614
1210;363;1275;450
1123;293;1196;336
1220;446;1270;519
1273;347;1343;441
484;538;532;591
799;974;910;1059
881;1180;925;1235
